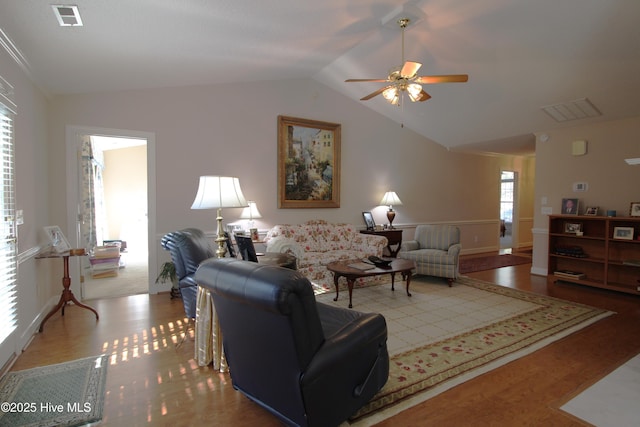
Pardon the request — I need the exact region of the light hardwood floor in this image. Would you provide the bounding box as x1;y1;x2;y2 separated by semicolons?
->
10;258;640;426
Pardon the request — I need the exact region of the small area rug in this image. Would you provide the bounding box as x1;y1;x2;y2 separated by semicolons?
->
0;354;108;427
315;276;612;426
459;254;531;273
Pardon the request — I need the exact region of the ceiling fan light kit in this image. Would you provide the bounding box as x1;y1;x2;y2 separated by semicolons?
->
346;17;468;106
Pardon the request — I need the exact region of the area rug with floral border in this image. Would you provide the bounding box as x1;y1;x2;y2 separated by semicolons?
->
315;275;613;426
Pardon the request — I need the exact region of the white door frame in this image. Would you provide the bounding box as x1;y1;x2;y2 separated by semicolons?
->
65;125;157;297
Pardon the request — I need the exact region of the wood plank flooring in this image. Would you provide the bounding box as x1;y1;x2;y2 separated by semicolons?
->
10;257;640;426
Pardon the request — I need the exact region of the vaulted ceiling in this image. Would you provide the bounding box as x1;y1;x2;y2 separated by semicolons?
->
2;0;639;156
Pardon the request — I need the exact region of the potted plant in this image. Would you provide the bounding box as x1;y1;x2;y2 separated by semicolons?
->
155;261;180;298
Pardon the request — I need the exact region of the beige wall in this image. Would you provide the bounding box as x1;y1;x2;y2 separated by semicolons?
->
48;80;535;259
103;145;147;242
531;116;640;274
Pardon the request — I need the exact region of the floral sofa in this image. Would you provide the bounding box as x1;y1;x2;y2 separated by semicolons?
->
264;220;388;291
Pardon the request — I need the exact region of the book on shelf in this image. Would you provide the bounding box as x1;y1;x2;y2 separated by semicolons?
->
554;270;586;280
622;259;640;267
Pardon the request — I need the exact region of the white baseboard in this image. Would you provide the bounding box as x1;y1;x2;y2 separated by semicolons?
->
531;266;547;276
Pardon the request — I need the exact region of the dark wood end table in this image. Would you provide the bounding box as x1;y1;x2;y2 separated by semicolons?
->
360;229;403;257
326;258;415;308
36;251;99;332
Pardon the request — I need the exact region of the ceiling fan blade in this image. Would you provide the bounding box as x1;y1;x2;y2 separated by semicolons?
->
415;74;469;84
360;85;393;101
345;78;388;83
400;61;422;78
416;90;431;102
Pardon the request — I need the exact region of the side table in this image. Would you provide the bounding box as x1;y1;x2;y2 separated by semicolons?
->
360;229;403;257
36;251;99;332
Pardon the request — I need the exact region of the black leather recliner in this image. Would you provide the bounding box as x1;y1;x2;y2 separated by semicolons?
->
195;258;389;427
160;228;216;319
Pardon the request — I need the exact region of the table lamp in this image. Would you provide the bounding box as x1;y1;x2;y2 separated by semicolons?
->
380;191;402;229
191;176;248;258
239;201;262;241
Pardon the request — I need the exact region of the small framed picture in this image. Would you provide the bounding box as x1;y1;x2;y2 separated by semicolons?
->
44;225;71;253
630;202;640;217
561;198;579;215
564;222;582;234
584;206;599;216
613;226;634;240
362;211;375;231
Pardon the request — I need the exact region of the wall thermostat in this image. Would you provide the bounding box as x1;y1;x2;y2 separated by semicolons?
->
573;182;588;192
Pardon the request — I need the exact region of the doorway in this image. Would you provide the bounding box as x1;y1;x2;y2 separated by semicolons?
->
80;135;148;299
65;126;157;301
500;170;516;252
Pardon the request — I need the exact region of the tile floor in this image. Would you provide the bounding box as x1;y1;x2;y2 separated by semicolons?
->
315;277;539;356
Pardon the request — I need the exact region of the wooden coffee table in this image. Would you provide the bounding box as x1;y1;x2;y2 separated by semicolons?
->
326;258;416;308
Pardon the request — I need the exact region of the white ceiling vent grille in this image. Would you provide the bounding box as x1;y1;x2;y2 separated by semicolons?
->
52;5;83;27
541;98;601;122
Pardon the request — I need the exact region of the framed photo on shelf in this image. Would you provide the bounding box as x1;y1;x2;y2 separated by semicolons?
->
584;206;599;216
362;211;375;231
613;226;634;240
564;222;582;234
630;202;640;217
277;115;341;208
43;225;71;253
561;198;579;215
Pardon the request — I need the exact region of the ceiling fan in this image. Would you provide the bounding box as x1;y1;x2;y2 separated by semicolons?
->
345;18;468;105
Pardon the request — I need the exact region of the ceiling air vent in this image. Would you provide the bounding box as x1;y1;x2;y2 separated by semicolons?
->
541;97;601;122
52;5;83;27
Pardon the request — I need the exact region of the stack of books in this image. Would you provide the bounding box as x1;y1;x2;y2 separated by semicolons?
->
90;246;121;279
553;270;586;280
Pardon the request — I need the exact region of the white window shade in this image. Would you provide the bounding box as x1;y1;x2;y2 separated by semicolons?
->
0;103;17;345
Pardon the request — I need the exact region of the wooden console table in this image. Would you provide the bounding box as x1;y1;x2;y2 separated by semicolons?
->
37;251;99;332
360;229;403;257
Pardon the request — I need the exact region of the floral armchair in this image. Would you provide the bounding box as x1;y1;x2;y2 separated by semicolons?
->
265;220;387;291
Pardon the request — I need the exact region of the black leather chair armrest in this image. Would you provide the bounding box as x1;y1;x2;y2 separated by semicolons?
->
300;306;388;426
303;309;387;382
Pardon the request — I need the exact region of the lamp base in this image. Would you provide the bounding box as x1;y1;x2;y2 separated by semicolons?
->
386;209;396;229
215;208;227;258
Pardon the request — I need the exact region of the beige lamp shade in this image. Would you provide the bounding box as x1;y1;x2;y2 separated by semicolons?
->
239;201;262;220
380;191;402;208
191;176;248;209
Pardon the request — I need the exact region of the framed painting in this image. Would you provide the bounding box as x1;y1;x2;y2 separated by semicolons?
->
277;115;341;208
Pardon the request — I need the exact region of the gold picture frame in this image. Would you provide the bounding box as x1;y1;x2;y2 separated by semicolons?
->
277;115;341;208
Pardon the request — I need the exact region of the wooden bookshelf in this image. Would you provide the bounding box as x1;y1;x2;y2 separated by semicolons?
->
548;215;640;295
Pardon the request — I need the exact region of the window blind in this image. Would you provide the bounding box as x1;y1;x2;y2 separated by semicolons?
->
0;101;17;345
